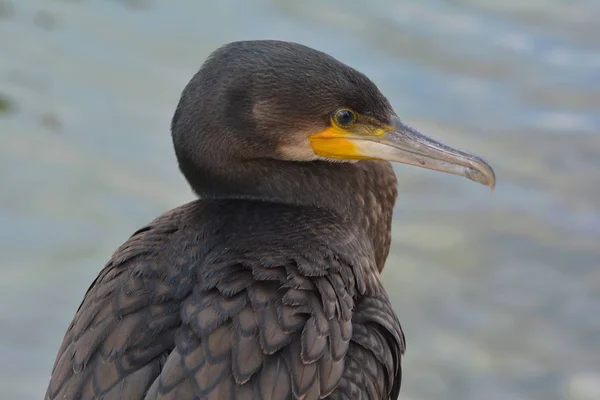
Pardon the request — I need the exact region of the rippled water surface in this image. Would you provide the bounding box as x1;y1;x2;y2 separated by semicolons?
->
1;1;599;399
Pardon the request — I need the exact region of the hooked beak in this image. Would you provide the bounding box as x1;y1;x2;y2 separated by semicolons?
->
362;116;496;190
308;115;495;190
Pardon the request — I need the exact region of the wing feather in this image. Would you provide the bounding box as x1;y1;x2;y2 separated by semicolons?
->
47;201;404;400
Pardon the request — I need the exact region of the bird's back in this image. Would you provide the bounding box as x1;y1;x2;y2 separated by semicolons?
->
46;199;404;400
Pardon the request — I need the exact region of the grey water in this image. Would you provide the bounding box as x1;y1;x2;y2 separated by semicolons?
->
1;0;599;399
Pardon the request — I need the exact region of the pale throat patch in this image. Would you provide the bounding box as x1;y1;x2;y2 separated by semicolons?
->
278;136;357;163
278;136;321;161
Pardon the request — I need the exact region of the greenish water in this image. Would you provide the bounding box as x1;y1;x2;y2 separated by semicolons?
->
1;1;599;399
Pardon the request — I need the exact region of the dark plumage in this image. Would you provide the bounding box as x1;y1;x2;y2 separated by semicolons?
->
46;40;494;400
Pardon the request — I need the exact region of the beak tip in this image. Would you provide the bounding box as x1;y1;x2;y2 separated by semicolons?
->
469;155;495;193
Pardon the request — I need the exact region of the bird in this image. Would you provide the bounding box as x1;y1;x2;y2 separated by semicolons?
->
45;40;495;400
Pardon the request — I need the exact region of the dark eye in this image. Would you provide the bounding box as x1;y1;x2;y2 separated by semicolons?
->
333;109;356;127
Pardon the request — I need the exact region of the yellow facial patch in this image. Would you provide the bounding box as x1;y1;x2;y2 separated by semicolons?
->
308;115;391;160
308;125;362;159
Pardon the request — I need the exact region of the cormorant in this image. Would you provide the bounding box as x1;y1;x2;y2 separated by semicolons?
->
46;40;495;400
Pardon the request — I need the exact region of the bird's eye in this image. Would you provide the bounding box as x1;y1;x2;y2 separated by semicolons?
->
333;109;357;128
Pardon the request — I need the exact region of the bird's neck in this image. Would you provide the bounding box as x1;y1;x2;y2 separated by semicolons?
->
180;157;398;271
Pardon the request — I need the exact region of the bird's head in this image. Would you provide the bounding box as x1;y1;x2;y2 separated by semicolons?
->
172;40;495;198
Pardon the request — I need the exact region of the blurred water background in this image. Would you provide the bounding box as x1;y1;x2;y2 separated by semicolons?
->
1;0;599;399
